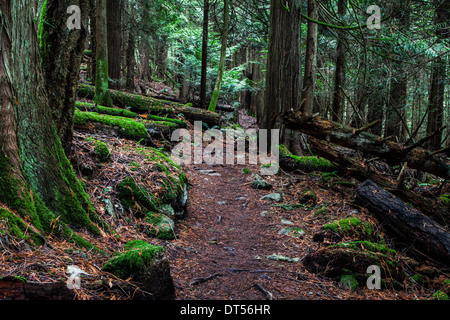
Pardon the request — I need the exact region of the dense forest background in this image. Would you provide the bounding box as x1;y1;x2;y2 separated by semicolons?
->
67;0;450;152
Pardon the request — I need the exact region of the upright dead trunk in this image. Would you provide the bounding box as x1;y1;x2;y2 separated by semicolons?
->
200;0;210;109
94;0;113;106
38;0;90;154
259;0;301;149
107;0;122;88
301;0;318;115
208;0;230;112
0;0;101;245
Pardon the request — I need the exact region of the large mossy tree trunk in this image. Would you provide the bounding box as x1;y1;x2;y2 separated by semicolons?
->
0;0;102;247
38;0;90;155
94;0;113;106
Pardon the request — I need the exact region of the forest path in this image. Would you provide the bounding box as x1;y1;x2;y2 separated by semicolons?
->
167;160;324;300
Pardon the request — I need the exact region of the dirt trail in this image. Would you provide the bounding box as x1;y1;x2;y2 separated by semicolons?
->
166;159;426;300
168;161;308;300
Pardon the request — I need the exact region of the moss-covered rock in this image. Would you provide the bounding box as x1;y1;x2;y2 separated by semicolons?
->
144;212;176;240
85;138;111;163
102;240;175;299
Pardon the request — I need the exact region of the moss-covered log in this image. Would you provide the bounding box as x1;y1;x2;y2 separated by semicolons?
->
77;84;221;127
310;138;449;227
281;111;450;180
356;180;450;265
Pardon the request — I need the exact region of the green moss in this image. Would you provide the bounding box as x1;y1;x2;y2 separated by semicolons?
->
288;155;336;172
87;139;111;163
102;240;165;282
439;194;449;207
76;101;138;119
340;274;359;291
94;57;113;107
241;168;251;175
74;109;149;140
144;212;175;240
117;177;158;214
432;290;449;300
323;218;374;238
278;145;292;157
333;241;397;257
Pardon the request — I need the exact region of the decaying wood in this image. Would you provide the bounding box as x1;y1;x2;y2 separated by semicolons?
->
356;180;450;265
0;278;75;300
254;283;274;300
77;84;222;127
310;138;449;227
281;111;450;180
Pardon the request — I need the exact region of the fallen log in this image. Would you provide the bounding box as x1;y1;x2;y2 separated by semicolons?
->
356;179;450;265
77;84;222;128
310;138;449;227
281;111;450;180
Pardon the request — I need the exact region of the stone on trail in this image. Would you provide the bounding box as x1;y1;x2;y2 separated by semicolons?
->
261;193;282;202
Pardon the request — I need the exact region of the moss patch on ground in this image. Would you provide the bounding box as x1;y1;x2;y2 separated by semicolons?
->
323;218;375;239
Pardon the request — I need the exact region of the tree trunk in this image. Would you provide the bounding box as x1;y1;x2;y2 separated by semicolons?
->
208;0;230;112
281;111;450;179
356;180;450;265
94;0;113;106
385;2;410;141
200;0;210;109
38;0;90;155
301;0;318;115
125;30;136;91
0;0;101;245
107;0;122;88
426;0;449;149
259;0;301;149
331;0;347;123
89;0;97;85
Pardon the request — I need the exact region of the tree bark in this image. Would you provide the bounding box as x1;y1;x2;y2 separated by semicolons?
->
0;0;101;243
331;0;347;123
281;111;450;179
200;0;210;109
208;0;230;113
94;0;113;106
259;0;301;149
356;180;450;265
38;0;90;154
107;0;122;88
426;0;449;149
301;0;318;115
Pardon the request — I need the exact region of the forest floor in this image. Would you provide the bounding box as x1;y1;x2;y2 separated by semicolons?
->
1;81;448;301
165;112;441;300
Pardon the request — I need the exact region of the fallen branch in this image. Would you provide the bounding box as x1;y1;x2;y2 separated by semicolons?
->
281;111;450;179
254;283;274;300
310;138;449;226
